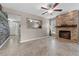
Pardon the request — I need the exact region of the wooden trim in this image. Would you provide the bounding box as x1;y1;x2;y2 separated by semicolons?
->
56;25;77;28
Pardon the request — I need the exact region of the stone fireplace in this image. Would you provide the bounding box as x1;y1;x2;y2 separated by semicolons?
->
56;10;79;42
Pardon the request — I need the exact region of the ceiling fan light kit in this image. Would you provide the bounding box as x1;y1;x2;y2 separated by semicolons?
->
41;3;63;15
48;9;53;14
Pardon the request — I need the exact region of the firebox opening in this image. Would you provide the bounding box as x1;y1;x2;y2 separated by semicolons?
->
59;30;71;40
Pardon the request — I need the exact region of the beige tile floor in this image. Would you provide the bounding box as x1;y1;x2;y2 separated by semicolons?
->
0;36;48;56
48;37;79;56
0;36;79;56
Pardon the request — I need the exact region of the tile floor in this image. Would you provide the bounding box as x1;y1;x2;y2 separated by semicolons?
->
0;36;48;56
0;36;79;56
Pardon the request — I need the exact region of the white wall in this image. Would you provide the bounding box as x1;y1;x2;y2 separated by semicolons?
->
20;15;49;42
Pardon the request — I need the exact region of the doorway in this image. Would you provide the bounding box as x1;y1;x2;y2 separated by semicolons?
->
9;20;20;36
49;18;56;37
8;17;21;42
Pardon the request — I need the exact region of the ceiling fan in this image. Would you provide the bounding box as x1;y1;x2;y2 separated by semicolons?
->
41;3;62;15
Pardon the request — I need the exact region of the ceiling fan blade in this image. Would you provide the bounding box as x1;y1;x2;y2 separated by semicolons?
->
54;9;62;11
53;3;59;8
41;7;48;10
41;11;48;15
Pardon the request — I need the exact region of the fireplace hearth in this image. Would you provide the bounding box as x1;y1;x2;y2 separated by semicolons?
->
59;31;71;39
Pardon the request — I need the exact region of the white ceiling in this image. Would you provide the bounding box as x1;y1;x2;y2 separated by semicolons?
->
1;3;79;19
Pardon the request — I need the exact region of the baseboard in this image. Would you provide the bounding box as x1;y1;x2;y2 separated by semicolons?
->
20;36;49;43
0;37;10;48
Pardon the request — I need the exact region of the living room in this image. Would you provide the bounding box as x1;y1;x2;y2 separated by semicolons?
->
0;2;79;56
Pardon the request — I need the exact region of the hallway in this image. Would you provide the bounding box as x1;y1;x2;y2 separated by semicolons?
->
0;36;79;56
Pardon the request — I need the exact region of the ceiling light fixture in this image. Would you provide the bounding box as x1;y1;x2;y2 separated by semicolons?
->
48;9;53;14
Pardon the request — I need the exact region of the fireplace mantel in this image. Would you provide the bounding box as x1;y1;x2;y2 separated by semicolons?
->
56;25;77;28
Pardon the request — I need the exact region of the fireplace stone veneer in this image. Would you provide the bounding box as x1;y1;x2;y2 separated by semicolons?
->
56;10;79;42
